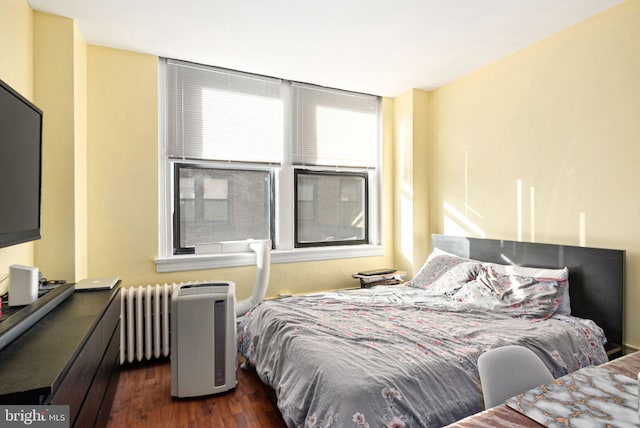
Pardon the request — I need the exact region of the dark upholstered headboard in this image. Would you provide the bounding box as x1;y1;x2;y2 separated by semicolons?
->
432;234;625;358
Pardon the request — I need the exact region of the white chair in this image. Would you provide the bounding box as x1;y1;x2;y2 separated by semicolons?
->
478;345;553;409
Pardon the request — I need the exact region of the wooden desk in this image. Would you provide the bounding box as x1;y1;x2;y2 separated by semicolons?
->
446;351;640;427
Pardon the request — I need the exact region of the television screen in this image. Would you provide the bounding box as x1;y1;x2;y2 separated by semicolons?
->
0;78;43;248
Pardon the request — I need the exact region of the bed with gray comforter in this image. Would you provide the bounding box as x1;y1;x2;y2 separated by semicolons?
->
238;250;609;427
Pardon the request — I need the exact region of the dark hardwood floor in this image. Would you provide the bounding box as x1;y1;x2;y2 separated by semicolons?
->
107;356;286;428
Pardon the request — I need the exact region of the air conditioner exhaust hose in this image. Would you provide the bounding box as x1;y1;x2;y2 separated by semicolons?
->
235;240;271;317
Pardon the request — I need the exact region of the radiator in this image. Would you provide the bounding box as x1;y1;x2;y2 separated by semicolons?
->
120;283;180;364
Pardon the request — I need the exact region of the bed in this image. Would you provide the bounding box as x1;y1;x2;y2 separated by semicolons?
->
237;235;624;427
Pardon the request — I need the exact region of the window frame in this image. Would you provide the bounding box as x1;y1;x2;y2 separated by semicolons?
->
173;162;275;255
294;169;369;248
156;59;384;272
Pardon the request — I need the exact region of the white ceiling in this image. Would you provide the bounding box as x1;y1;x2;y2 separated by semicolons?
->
27;0;623;97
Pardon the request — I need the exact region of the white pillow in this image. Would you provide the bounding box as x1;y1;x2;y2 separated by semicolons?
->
484;263;570;315
405;248;480;293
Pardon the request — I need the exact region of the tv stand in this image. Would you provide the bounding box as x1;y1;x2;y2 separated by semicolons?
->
0;287;120;428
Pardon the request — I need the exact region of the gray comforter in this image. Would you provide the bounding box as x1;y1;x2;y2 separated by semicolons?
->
238;285;608;428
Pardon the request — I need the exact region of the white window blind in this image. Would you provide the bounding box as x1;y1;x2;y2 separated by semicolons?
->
291;83;379;169
166;59;283;164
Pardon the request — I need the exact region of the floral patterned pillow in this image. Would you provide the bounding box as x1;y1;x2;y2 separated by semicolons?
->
486;263;570;315
453;264;564;319
405;248;481;294
426;262;482;295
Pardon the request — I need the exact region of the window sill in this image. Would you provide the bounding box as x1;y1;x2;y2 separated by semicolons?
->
154;244;385;272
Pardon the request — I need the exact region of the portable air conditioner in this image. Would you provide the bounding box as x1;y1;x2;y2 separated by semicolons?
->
170;282;237;397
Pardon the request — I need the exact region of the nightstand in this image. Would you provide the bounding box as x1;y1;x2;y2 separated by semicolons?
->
352;269;406;288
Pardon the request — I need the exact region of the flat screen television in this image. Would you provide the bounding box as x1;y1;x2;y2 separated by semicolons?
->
0;78;43;249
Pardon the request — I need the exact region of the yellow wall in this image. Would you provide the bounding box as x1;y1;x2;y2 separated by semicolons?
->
2;0;395;302
85;46;394;300
86;46;159;285
0;0;35;295
1;6;89;291
33;12;78;281
73;21;88;281
429;0;640;348
2;3;395;302
393;89;430;277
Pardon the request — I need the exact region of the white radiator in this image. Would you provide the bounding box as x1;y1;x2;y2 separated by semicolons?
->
120;283;180;364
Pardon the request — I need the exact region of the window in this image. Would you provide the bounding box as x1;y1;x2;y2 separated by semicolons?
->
295;170;368;247
174;165;273;254
159;58;382;268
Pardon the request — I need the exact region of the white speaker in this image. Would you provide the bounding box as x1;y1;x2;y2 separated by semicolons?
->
9;265;39;306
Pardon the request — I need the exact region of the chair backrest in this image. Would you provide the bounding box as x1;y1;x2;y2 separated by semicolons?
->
478;345;553;409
